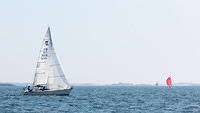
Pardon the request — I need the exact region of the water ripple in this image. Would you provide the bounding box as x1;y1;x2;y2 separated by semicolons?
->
1;86;200;112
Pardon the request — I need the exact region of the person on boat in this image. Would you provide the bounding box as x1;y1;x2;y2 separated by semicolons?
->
27;86;33;92
23;87;26;91
37;86;40;91
28;86;30;91
42;86;45;91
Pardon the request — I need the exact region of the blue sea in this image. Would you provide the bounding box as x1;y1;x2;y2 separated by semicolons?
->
0;86;200;113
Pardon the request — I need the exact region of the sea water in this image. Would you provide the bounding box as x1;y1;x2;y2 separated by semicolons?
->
0;86;200;113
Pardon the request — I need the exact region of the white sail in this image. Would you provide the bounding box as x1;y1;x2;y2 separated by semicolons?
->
33;27;71;90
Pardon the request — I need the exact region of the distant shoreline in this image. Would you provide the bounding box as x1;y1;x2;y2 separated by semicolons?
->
0;83;15;86
2;82;200;87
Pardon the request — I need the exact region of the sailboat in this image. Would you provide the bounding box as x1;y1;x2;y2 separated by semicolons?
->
24;27;72;95
166;76;172;87
155;82;159;86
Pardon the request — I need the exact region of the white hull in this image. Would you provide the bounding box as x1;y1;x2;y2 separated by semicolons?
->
24;89;72;96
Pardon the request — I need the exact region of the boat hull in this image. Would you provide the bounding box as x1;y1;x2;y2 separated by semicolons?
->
24;89;72;96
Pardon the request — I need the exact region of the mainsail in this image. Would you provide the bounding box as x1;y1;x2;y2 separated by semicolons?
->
166;76;172;87
33;27;71;90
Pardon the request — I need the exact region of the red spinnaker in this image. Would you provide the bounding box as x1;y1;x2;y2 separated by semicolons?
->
166;77;172;87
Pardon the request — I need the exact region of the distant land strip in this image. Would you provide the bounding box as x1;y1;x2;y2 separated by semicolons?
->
0;83;15;86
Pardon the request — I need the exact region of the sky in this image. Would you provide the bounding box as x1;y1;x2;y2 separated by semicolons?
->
1;0;200;85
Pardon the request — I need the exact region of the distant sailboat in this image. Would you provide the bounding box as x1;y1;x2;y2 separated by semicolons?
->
24;27;72;95
155;82;159;86
166;76;172;87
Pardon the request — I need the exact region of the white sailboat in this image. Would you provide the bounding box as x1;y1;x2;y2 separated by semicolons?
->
24;27;72;95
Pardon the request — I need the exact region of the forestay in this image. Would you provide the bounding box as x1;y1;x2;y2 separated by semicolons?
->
33;27;71;90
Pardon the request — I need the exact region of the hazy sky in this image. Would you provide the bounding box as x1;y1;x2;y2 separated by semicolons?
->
1;0;200;84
